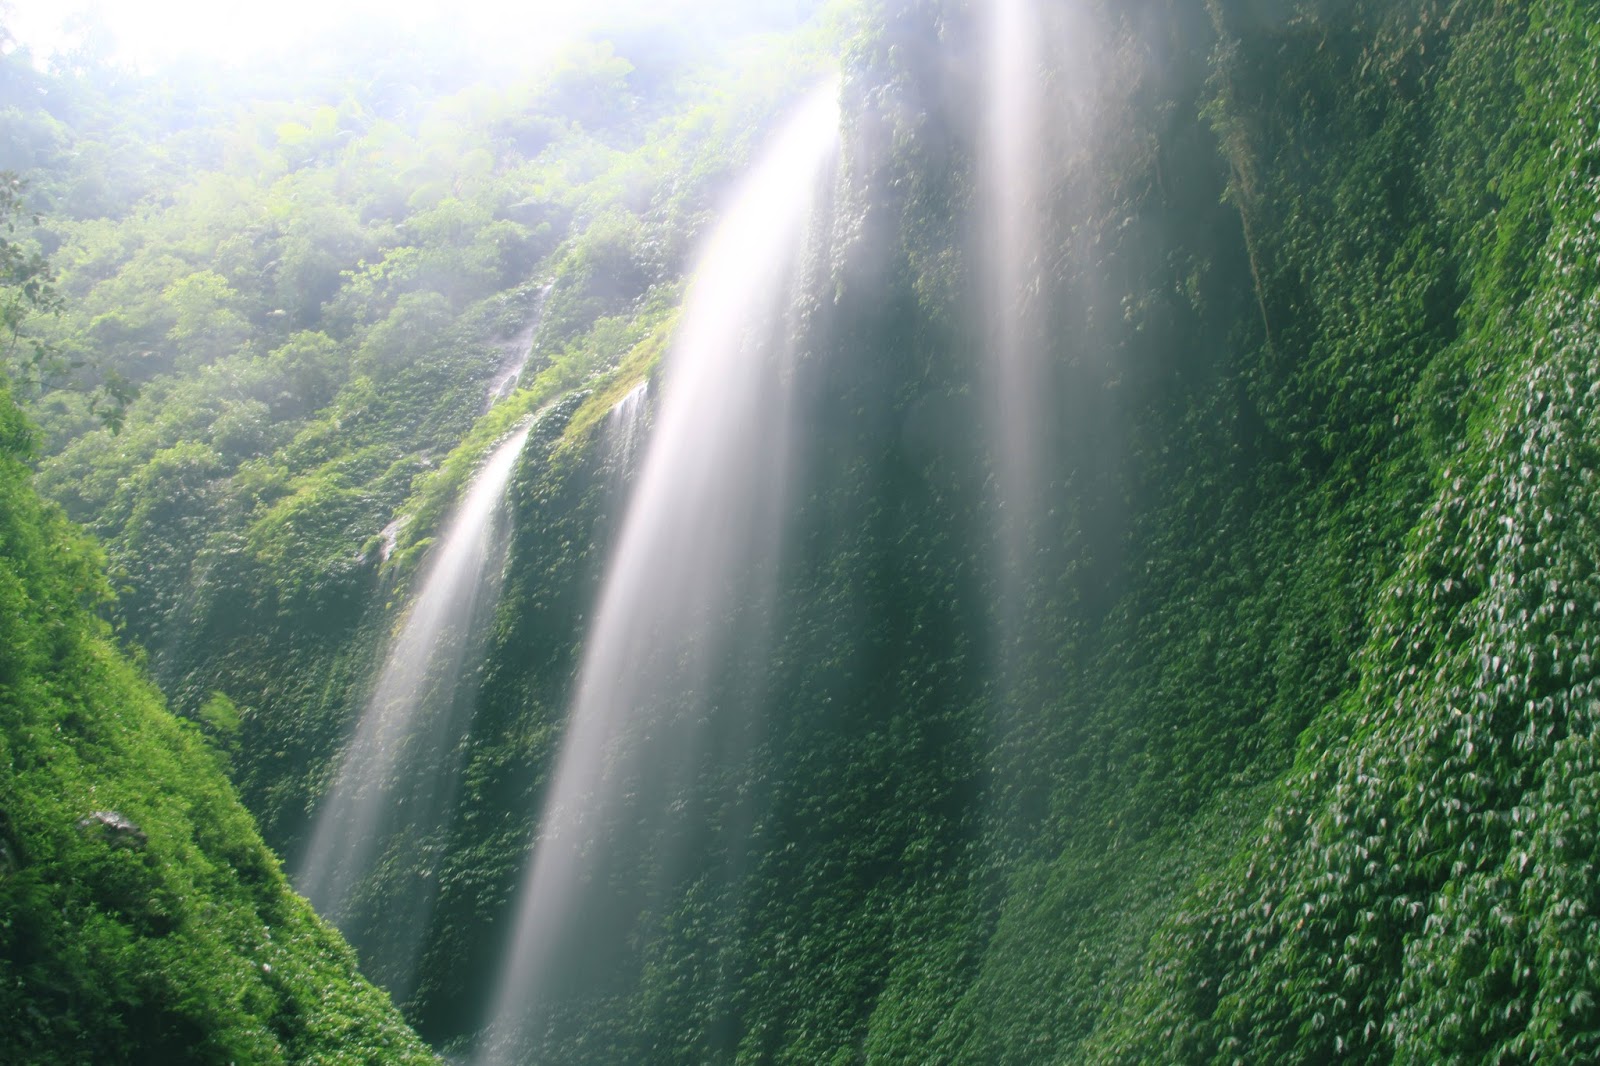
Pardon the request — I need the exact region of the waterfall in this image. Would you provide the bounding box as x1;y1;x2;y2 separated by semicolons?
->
982;0;1049;617
297;423;532;1000
485;281;555;411
475;81;840;1063
979;0;1100;684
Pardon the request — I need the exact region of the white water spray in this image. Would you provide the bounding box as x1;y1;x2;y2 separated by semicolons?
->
983;0;1049;588
298;423;532;995
476;82;840;1062
604;379;651;478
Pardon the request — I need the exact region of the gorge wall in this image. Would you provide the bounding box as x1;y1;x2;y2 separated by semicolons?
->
8;0;1600;1062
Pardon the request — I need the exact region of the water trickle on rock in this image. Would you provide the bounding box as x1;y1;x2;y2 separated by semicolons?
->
485;282;555;411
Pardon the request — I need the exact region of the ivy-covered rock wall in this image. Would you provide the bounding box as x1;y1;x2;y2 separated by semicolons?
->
430;0;1600;1060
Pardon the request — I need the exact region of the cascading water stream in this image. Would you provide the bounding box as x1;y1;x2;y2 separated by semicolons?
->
485;282;555;411
604;379;650;483
475;82;841;1063
297;423;532;999
983;0;1049;619
978;0;1099;725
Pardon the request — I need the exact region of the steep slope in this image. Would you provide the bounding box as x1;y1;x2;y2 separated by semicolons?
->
855;1;1600;1060
0;383;436;1064
1091;3;1600;1059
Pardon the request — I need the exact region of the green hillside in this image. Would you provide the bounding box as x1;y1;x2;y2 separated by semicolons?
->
0;385;434;1060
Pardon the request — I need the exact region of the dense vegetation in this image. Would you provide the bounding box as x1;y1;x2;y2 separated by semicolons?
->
0;215;434;1061
5;0;1600;1061
4;2;839;858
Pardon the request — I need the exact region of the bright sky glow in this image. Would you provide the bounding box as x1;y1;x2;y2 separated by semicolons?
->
3;0;692;71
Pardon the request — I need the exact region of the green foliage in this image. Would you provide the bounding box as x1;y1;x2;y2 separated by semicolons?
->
0;172;63;350
414;1;1600;1061
557;312;675;446
13;0;1599;1062
197;691;244;756
163;269;251;369
0;171;135;430
1080;2;1600;1061
0;382;436;1064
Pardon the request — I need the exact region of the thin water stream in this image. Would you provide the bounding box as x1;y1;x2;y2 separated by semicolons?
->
485;282;555;411
984;0;1048;585
298;423;532;999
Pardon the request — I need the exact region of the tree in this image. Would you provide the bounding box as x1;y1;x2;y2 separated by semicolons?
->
0;171;134;431
0;172;63;373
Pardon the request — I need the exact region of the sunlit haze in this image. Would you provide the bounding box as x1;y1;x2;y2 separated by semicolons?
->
3;0;720;71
